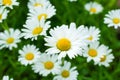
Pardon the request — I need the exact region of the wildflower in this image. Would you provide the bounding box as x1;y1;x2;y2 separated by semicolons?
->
83;41;104;62
22;17;50;40
18;44;41;66
32;54;61;76
28;5;56;21
45;23;86;59
0;28;22;50
53;61;78;80
83;26;100;43
94;45;114;67
0;0;19;9
85;2;103;14
104;9;120;29
77;25;89;42
0;6;9;23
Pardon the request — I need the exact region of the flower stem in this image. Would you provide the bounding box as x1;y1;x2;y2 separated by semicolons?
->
1;20;9;32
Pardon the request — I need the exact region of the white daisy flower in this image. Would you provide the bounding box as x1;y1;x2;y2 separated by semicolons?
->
32;54;61;76
68;0;77;2
84;26;100;43
83;41;104;62
0;0;19;9
28;5;56;21
18;44;41;66
0;6;9;23
104;9;120;29
45;23;86;59
0;28;22;50
77;25;89;41
28;0;50;10
2;75;13;80
22;17;50;40
53;61;78;80
94;45;114;67
85;2;103;14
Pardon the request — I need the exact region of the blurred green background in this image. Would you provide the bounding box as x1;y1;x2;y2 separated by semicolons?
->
0;0;120;80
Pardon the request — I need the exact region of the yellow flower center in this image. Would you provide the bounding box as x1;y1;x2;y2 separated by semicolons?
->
6;37;14;44
38;14;47;20
61;70;70;78
100;55;106;62
90;8;96;13
88;49;97;57
87;35;93;41
3;0;12;5
25;52;34;60
56;38;71;51
0;14;2;20
113;18;120;24
34;3;43;7
44;61;54;70
32;27;43;35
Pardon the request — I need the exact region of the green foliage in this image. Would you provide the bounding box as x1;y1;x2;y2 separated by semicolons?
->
0;0;120;80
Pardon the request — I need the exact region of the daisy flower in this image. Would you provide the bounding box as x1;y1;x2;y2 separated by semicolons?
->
0;0;19;9
84;26;100;43
77;25;89;42
45;23;86;59
53;61;78;80
22;17;50;40
18;44;41;66
28;4;56;21
0;6;9;23
83;41;104;63
94;45;114;67
2;75;13;80
85;2;103;14
0;28;22;50
104;9;120;29
32;54;61;76
28;0;50;10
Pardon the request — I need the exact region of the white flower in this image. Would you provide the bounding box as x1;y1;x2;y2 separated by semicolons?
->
28;4;56;21
104;9;120;29
0;28;22;50
77;25;89;42
28;0;50;10
0;0;19;9
94;45;114;67
22;17;50;40
0;6;9;23
32;54;61;76
2;75;13;80
68;0;77;2
83;26;100;43
83;41;104;63
45;23;86;59
53;61;78;80
18;44;41;66
85;2;103;14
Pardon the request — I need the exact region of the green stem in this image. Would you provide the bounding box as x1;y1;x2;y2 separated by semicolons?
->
62;58;65;66
1;20;9;32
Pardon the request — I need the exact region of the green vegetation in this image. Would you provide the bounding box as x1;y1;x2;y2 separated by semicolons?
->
0;0;120;80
